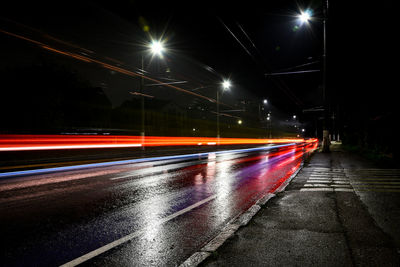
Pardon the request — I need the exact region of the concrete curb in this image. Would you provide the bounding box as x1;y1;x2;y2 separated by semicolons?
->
179;162;305;267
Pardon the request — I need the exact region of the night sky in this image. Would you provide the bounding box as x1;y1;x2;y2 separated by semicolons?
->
1;0;397;133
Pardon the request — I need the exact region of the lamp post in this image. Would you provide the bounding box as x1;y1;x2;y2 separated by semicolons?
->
258;99;268;137
217;80;231;144
139;40;165;148
258;99;268;120
267;113;272;138
321;0;330;152
140;54;145;149
298;1;329;152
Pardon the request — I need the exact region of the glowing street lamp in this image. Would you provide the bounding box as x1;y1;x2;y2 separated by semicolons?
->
139;39;165;148
150;40;165;56
258;98;268;121
217;79;231;143
298;9;312;24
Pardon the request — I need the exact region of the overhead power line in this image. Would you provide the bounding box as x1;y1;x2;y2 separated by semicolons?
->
265;69;321;76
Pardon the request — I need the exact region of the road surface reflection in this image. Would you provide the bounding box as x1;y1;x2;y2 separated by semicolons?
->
0;141;317;266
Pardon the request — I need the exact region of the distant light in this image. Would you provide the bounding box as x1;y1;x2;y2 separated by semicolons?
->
263;99;268;104
267;117;270;121
302;128;305;132
238;120;242;125
193;128;196;131
222;80;231;90
150;40;164;56
298;9;312;23
293;115;297;119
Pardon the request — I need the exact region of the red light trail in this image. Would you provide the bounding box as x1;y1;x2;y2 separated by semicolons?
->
0;134;318;151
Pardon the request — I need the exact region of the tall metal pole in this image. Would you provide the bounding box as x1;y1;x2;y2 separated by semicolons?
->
321;0;330;152
217;89;220;145
140;55;145;150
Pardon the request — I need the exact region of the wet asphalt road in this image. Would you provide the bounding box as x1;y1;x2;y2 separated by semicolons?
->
0;144;310;266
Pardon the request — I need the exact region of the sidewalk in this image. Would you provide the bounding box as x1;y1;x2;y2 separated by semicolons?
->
201;142;400;266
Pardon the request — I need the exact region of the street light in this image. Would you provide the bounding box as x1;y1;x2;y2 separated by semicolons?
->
257;99;269;137
222;80;231;90
297;1;330;152
217;79;231;143
258;99;268;119
150;40;164;56
298;9;312;24
139;39;165;148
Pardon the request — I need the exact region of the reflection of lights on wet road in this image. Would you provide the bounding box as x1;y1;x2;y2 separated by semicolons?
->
136;195;168;264
2;140;319;266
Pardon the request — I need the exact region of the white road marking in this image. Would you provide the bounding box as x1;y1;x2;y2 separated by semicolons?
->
298;168;354;193
300;188;334;192
304;183;351;188
306;180;350;184
333;188;354;192
59;195;216;267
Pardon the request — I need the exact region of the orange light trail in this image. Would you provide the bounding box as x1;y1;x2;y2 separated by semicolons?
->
0;135;318;151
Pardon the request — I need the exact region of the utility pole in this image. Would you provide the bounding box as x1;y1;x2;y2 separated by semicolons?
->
321;0;330;152
216;89;220;145
140;55;145;150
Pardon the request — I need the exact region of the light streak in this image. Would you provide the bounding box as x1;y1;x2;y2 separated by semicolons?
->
0;135;317;151
0;144;142;151
0;143;301;178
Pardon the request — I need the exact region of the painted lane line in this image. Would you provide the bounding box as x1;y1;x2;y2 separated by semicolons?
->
309;174;346;177
306;180;350;184
334;188;354;192
308;178;348;181
304;184;352;188
300;188;334;192
59;195;216;267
